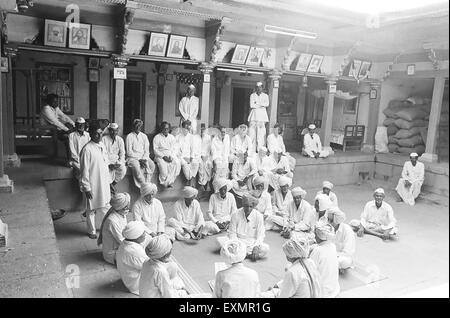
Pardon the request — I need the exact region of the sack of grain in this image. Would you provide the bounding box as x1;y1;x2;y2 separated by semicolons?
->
388;143;399;153
394;118;428;130
375;126;389;153
397;135;423;147
398;145;426;155
388;136;399;144
388;100;406;108
387;124;399;136
383;118;396;126
396;106;428;121
394;127;422;139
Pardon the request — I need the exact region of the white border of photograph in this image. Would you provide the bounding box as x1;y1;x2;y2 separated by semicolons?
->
230;44;250;64
307;54;324;73
148;32;169;57
351;59;362;77
166;35;187;59
68;22;91;50
44;19;67;48
358;61;372;77
295;53;312;72
245;47;265;66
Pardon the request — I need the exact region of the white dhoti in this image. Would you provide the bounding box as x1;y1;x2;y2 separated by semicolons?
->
216;236;269;259
338;253;353;270
265;214;287;231
198;158;213;186
180;159;200;181
249;121;266;153
349;219;399;235
166;217;203;240
267;172;294;190
70;161;81;180
128;159;155;188
213;158;229;181
155;157;181;187
86;206;110;235
231;178;253;197
109;164;127;184
303;148;329;158
396;179;422;206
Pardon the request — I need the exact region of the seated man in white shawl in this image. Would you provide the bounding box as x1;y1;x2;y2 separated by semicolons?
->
350;188;398;241
217;194;270;261
204;178;237;235
153;121;181;188
102;123;127;192
197;123;214;191
250;176;273;227
317;181;338;207
126;119;155;188
230;124;254;162
395;152;425;206
327;207;355;272
176;120;200;187
167;186;205;241
116;221;148;295
214;239;261;298
231;151;258;197
255;147;274;191
267;151;293;191
211;125;231;180
302;124;329;158
68;117;90;179
314;192;333;224
266;176;293;232
267;123;296;172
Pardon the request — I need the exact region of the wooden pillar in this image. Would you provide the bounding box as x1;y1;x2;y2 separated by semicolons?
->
199;63;214;127
422;76;446;163
213;71;223;125
320;77;337;155
362;81;381;153
112;55;129;129
268;69;282;128
296;84;307;127
89;82;98;119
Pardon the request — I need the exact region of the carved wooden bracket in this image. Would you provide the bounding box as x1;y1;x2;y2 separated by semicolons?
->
339;41;361;76
280;37;297;71
382;52;403;81
209;17;231;64
119;6;135;55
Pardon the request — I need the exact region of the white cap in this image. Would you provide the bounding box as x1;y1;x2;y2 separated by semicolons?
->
256;81;263;87
75;117;85;124
308;124;316;130
109;123;119;129
188;84;196;89
374;188;385;195
410;152;419;158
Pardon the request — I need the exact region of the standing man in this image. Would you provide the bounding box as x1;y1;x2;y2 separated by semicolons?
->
68;117;90;179
126;119;155;189
303;124;329;158
395;153;425;206
153;121;181;188
102;123;127;193
176;120;200;187
179;84;199;134
248;82;269;153
80;123;112;239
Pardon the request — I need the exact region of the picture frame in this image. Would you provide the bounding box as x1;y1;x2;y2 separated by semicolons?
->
295;53;312;72
88;57;100;69
44;19;67;48
351;59;362;77
88;69;99;82
307;54;324;73
358;61;372;77
230;44;250;64
343;98;358;114
407;64;415;76
0;57;9;73
166;35;187;59
68;23;91;50
329;83;337;94
245;47;265;66
369;88;377;99
148;32;169;57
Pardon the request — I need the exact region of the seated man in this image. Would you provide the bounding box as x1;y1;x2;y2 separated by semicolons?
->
40;93;75;132
395;152;425;206
317;181;338;207
126;119;155;189
327;207;355;272
132;183;167;243
97;193;130;265
204;178;237;235
302;124;329;158
197;124;213;191
314;193;333;223
68;117;90;179
102;123;127;192
176;120;200;187
267;123;296;172
266;176;293;232
211;125;231;181
231;151;258;197
217;194;270;261
116;221;148;295
350;188;398;241
230;124;254;162
167;186;205;241
310;222;340;298
250;176;273;226
255;147;274;191
153;121;181;188
267;151;293;191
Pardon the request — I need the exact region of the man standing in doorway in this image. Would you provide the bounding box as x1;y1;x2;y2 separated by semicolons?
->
179;84;199;134
248;82;269;153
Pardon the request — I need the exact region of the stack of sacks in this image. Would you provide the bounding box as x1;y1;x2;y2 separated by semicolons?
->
383;97;430;155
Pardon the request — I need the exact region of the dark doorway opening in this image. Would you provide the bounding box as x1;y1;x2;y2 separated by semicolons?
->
123;74;145;135
231;87;253;128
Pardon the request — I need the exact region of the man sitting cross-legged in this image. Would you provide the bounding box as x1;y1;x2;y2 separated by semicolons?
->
196;123;214;192
314;192;333;224
395;152;425;206
317;181;338;207
102;123;127;194
176;120;200;187
250;176;273;229
230;151;258;197
302;124;329;159
265;176;293;232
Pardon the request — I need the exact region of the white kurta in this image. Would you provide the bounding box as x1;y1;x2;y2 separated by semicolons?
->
357;200;398;234
214;263;261;298
335;223;356;269
267;156;293;190
132;198;166;234
126;131;153;187
211;135;231;163
310;241;340;298
267;133;296;172
197;134;213;186
168;199;205;233
278;259;321;298
230;135;254;158
153;133;181;187
248;92;269;122
228;208;266;252
40;105;74;131
139;259;184;298
316;190;339;207
102;135;126;183
207;192;237;223
101;211;127;264
179;95;199;133
303;133;329;158
68;131;90;170
271;190;293;216
254;191;273;217
80;141;112;210
231;158;258;196
116;240;149;295
176;133;200;180
396;161;425;206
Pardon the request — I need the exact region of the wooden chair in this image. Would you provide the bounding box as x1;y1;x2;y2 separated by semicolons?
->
343;125;365;152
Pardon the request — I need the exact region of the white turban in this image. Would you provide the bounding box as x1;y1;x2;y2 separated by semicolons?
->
242;194;258;207
140;183;157;197
214;178;231;193
122;221;146;240
374;188;385;195
278;176;292;187
75;117;85;124
315;193;333;211
253;175;266;187
256;81;263;87
410;152;419;158
327;207;346;224
188;84;196;90
322;181;333;189
282;237;310;259
182;186;198;198
291;186;307;198
221;239;247;264
109;122;119;129
315;222;335;241
145;234;172;260
308;124;316;130
110;193;130;211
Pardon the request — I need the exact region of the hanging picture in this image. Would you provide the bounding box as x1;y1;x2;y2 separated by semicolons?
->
68;23;91;50
307;55;324;73
148;32;169;57
0;57;9;73
295;53;312;72
230;44;250;64
350;59;362;77
245;47;265;66
166;35;187;59
88;57;100;69
44;19;67;48
358;61;372;77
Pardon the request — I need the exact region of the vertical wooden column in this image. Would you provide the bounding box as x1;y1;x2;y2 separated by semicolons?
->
199;63;214;127
89;82;98;119
362;81;381;153
422;76;446;163
320;77;337;155
296;84;307;127
111;54;129;129
268;69;282;128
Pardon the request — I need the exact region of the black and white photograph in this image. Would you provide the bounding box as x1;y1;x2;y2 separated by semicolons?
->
0;0;448;304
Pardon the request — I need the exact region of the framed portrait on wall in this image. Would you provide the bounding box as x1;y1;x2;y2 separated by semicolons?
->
369;89;377;99
68;23;91;50
148;33;169;57
44;19;67;48
358;61;372;77
88;57;100;69
245;47;265;66
230;44;250;64
166;35;187;59
295;53;312;72
350;59;362;77
307;55;324;73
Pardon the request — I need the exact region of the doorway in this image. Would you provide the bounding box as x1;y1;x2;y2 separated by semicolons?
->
231;86;253;128
123;73;145;135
